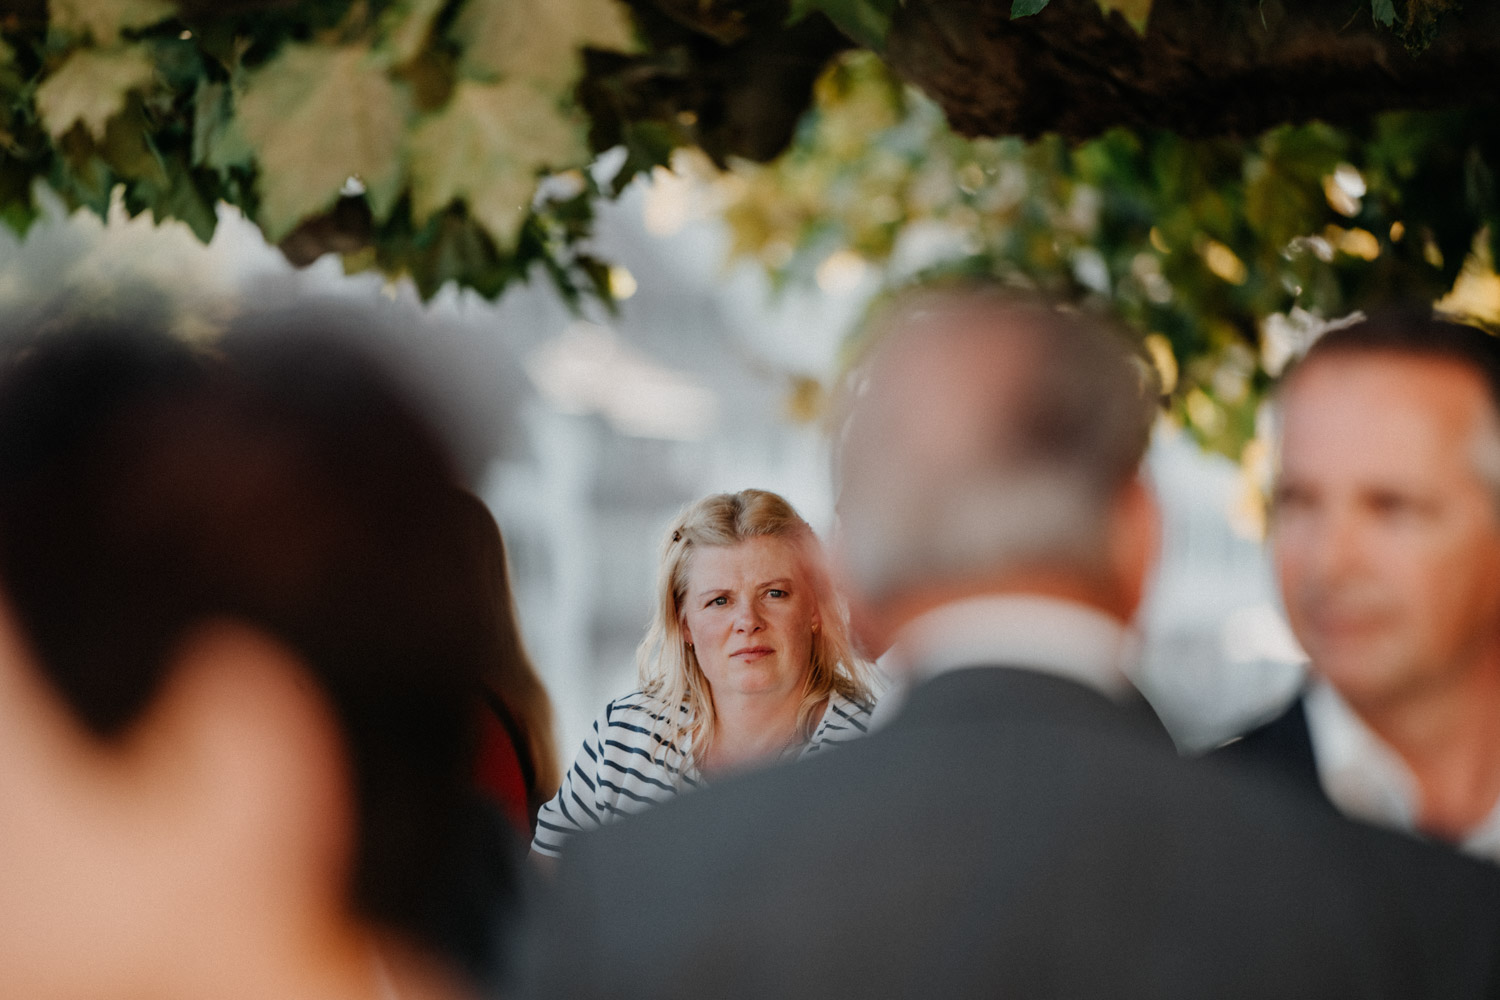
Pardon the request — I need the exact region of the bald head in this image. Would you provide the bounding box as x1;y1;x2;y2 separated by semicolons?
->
834;288;1157;625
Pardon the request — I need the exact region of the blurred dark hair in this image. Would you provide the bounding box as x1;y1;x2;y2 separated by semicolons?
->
443;488;561;809
1288;308;1500;414
0;310;509;966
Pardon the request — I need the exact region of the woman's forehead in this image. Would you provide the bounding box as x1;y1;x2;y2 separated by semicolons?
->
684;535;809;588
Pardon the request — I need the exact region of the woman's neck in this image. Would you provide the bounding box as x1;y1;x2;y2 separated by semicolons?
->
703;688;823;777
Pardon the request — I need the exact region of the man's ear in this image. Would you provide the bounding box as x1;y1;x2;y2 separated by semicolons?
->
844;591;892;663
1107;476;1161;621
124;621;354;902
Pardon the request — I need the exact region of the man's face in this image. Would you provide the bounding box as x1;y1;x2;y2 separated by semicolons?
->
1272;352;1500;712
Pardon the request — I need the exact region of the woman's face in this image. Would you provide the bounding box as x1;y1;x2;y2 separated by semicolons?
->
680;536;821;703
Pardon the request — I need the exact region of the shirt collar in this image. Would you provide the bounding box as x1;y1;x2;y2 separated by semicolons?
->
1305;678;1500;863
887;594;1140;701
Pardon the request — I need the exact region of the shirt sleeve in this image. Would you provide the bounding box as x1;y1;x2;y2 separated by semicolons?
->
531;711;609;858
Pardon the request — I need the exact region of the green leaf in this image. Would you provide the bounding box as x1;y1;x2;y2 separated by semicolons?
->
614;120;687;194
408;79;588;250
399;211;516;300
379;0;449;67
1371;0;1397;27
140;153;219;242
1011;0;1051;17
191;80;253;173
453;0;637;90
50;141;115;219
1095;0;1152;32
787;0;898;51
36;45;157;140
237;43;410;241
50;0;177;45
0;162;38;238
99;97;167;184
1244;156;1322;250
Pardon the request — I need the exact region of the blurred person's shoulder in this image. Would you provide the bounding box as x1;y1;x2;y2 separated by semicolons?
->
1209;694;1327;803
527;670;1500;999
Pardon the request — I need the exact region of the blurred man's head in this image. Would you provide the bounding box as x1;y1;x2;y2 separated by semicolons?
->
833;286;1158;654
1271;312;1500;717
0;313;501;997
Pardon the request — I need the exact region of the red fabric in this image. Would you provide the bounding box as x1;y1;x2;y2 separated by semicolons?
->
475;708;531;835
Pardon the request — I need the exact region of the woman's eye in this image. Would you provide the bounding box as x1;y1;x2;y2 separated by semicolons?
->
709;596;728;607
767;589;787;598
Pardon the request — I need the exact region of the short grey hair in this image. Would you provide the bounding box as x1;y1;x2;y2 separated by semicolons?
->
833;286;1157;605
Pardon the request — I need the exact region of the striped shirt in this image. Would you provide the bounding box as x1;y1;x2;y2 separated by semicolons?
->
531;689;874;857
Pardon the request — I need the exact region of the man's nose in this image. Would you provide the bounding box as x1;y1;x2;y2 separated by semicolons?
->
1303;507;1365;584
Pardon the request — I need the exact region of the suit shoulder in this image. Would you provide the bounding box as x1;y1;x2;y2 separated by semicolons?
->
1211;697;1320;780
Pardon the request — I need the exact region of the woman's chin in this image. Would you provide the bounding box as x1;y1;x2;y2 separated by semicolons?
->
709;668;807;700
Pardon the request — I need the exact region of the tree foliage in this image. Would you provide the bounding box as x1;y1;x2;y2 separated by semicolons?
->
718;51;1500;456
883;0;1499;144
0;0;641;301
0;0;1493;454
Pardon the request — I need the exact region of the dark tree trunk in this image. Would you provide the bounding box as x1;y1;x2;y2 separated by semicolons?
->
885;0;1500;141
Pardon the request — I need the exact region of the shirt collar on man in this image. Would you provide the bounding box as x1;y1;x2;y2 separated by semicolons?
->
887;594;1141;701
1304;678;1500;864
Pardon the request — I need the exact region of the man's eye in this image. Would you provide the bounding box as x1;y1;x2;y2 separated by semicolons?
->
1271;488;1311;512
1370;493;1423;517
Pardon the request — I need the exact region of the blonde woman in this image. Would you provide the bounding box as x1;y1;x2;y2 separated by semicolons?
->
532;489;875;858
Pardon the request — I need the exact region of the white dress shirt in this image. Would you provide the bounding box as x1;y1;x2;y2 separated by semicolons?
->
880;594;1141;720
1305;679;1500;863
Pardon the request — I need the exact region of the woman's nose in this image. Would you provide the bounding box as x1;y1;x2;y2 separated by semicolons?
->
735;605;765;632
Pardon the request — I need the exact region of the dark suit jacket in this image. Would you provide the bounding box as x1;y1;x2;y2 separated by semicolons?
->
519;668;1500;999
1213;695;1335;810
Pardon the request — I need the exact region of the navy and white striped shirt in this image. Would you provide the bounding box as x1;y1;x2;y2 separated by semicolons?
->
532;689;874;857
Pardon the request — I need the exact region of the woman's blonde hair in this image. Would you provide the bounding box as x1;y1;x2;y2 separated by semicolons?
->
637;489;872;768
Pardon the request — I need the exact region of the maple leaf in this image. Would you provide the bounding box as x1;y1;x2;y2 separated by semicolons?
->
237;43;410;242
408;79;588;250
191;81;252;172
454;0;637;90
379;0;448;67
50;0;176;45
1095;0;1152;32
36;45;157;140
